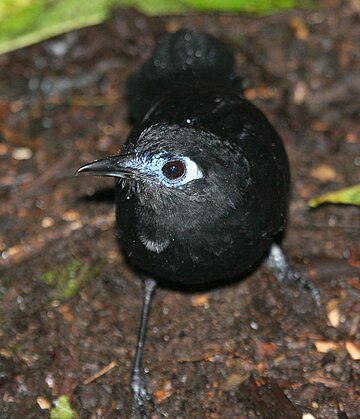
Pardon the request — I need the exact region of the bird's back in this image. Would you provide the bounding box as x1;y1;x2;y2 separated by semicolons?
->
126;30;241;124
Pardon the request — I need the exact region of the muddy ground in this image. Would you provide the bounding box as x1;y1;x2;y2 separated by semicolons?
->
0;0;359;418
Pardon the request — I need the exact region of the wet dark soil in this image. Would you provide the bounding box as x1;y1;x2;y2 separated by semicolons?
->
0;0;359;418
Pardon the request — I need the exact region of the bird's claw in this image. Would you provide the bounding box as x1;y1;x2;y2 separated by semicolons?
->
131;374;152;419
265;243;321;307
131;373;166;419
285;267;321;307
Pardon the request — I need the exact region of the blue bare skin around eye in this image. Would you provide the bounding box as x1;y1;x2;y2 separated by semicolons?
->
124;154;186;186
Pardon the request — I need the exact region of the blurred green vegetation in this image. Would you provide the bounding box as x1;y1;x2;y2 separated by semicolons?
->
308;184;360;208
39;259;103;301
0;0;311;54
50;395;78;419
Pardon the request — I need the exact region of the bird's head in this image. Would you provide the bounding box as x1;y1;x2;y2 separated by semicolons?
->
77;123;250;213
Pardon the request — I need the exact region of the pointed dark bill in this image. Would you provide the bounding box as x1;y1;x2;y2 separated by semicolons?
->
76;155;136;178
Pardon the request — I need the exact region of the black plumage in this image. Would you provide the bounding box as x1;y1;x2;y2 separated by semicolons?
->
77;30;299;417
116;88;289;283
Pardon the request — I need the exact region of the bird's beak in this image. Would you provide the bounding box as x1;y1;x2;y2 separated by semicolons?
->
76;154;137;179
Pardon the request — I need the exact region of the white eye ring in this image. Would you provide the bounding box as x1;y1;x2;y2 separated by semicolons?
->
161;156;203;187
181;157;203;183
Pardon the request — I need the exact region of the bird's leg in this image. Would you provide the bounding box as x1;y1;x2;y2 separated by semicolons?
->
265;243;321;306
130;277;160;419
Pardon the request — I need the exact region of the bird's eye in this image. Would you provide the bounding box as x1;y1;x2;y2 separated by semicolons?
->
162;160;185;180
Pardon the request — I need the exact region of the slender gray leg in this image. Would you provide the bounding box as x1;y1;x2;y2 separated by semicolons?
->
265;243;321;306
130;277;160;419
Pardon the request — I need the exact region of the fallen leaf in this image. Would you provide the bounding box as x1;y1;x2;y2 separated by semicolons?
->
258;342;277;357
289;17;309;40
347;277;360;291
153;381;173;403
326;299;341;328
191;294;209;308
310;164;338;182
221;373;250;391
41;216;55;228
256;362;265;375
293;81;307;104
12;147;33;160
311;120;331;132
348;247;360;268
58;304;75;322
62;210;81;222
308;184;360;208
345;341;360;360
6;244;22;257
349;314;360;336
314;340;338;353
244;86;279;100
0;348;12;358
0;143;9;155
37;396;51;410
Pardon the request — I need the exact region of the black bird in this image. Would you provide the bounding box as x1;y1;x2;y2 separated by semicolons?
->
77;30;317;417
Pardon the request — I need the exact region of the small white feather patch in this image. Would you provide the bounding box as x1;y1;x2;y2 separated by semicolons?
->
139;234;170;254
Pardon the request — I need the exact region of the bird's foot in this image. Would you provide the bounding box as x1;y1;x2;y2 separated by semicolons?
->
130;371;166;419
265;243;321;307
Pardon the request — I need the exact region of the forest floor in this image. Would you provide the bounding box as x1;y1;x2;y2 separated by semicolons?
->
0;0;359;417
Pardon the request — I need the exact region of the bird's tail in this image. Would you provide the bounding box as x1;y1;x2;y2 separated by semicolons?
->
126;30;239;124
